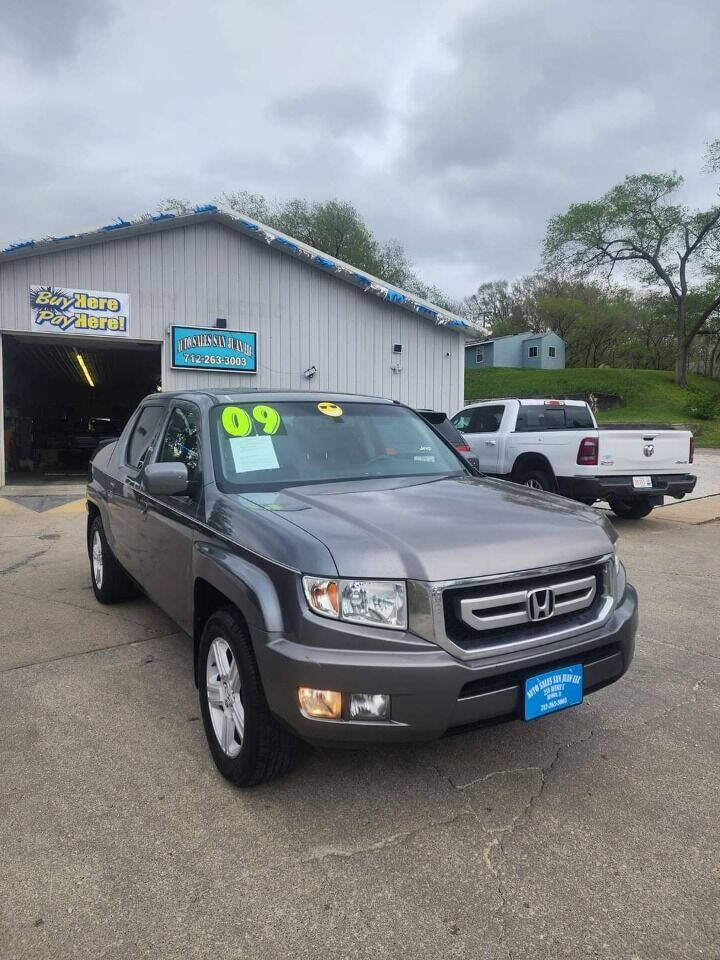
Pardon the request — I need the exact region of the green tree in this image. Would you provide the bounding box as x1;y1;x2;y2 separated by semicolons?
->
158;193;457;310
543;159;720;385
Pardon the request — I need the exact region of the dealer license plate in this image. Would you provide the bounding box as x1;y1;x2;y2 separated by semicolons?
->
632;476;652;488
524;664;583;721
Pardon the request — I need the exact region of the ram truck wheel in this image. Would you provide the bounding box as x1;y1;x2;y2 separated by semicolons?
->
199;608;298;787
609;497;654;520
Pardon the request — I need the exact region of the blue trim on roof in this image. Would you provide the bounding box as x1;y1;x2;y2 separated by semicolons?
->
101;218;132;232
2;240;34;253
0;205;471;331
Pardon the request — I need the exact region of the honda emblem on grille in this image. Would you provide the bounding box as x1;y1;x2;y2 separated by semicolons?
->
527;588;555;621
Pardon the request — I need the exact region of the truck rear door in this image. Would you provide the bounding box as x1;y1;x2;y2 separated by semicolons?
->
596;429;692;475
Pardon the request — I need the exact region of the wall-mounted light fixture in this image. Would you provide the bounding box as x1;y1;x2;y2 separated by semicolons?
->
391;343;402;373
303;365;317;379
215;318;227;329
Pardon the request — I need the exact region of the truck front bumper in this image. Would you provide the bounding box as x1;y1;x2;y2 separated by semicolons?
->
558;473;696;504
253;585;637;743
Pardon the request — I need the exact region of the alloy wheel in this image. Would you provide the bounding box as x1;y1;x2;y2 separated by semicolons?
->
206;638;245;757
92;530;104;588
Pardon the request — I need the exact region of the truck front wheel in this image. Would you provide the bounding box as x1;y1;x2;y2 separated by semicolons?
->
608;497;654;520
199;607;298;787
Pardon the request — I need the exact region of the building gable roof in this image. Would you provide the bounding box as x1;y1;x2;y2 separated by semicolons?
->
0;204;471;332
465;330;562;347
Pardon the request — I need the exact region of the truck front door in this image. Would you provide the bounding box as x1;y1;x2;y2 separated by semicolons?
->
452;404;505;473
138;401;202;635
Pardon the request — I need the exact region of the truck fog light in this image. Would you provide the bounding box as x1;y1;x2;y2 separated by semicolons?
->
349;693;390;721
298;687;342;719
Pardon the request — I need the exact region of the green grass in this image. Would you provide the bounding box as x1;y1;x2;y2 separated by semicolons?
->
464;367;720;447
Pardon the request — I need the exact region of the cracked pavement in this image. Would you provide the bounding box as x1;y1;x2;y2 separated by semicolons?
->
0;500;718;959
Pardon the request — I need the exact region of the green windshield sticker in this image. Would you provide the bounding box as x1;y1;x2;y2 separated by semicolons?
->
221;404;283;437
221;406;253;437
252;404;281;435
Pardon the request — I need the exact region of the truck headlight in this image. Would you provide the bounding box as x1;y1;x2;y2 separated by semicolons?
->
611;547;626;604
303;576;407;630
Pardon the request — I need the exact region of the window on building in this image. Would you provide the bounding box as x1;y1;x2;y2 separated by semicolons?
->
126;405;165;469
475;347;484;363
548;345;557;358
528;345;539;358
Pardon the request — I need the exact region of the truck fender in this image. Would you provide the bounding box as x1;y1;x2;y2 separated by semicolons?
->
510;452;558;490
191;540;288;685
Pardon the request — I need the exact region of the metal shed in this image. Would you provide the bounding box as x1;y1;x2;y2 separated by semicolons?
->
0;207;470;486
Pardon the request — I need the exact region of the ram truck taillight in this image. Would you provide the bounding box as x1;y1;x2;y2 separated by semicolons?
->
577;436;599;466
455;443;472;453
689;435;695;464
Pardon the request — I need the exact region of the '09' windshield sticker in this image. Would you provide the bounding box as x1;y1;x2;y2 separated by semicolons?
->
221;404;283;437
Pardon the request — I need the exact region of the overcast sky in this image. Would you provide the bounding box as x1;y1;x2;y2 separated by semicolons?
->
2;0;719;299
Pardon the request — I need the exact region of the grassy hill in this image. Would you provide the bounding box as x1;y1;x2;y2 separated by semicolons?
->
464;367;720;447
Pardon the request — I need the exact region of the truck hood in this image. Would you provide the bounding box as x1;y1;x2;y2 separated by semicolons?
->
242;475;615;581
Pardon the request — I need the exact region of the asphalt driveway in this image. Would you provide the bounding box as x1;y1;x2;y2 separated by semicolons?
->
0;495;718;960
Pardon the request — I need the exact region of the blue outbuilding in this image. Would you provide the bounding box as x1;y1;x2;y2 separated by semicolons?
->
465;331;565;369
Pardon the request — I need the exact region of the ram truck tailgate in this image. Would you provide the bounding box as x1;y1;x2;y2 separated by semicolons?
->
596;428;692;475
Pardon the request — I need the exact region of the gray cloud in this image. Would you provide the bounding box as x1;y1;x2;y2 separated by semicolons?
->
0;0;719;297
274;86;385;136
0;0;117;63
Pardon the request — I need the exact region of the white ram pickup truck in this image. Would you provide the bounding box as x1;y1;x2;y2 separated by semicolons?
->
451;398;696;519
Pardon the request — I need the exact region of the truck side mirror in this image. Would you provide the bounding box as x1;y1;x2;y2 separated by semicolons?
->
143;462;189;496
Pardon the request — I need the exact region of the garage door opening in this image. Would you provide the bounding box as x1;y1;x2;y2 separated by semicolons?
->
2;334;161;486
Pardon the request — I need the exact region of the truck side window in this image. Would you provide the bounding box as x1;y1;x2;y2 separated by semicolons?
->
470;405;504;433
126;405;165;469
157;406;201;482
451;409;474;432
515;407;566;431
565;406;594;428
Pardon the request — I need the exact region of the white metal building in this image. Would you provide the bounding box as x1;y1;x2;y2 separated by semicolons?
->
0;206;469;486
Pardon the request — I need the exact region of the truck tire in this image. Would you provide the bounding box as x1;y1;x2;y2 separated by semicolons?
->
199;607;298;787
608;497;654;520
516;467;554;492
88;516;135;603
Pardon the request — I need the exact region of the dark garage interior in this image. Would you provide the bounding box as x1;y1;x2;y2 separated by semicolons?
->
2;334;161;484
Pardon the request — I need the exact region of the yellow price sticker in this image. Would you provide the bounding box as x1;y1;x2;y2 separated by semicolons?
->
221;406;253;437
317;402;343;418
252;404;281;435
221;404;282;436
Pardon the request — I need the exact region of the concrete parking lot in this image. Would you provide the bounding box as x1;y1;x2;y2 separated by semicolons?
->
0;494;718;960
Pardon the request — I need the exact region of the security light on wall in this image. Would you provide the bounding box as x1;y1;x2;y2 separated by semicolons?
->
215;318;227;329
391;344;402;373
303;365;317;379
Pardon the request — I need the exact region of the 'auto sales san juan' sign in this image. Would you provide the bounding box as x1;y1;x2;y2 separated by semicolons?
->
30;285;130;337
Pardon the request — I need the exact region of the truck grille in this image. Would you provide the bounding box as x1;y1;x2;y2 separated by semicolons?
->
442;562;607;652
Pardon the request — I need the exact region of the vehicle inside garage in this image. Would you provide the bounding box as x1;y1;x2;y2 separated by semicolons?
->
2;334;161;484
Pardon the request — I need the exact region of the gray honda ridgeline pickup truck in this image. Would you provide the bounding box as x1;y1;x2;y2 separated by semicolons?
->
87;391;637;786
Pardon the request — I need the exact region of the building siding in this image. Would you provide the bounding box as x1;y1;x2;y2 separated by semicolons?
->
0;221;463;411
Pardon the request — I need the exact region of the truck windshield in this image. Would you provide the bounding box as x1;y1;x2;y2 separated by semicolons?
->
210;400;467;491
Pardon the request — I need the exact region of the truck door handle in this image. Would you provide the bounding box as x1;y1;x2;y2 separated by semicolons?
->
485;440;496;446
